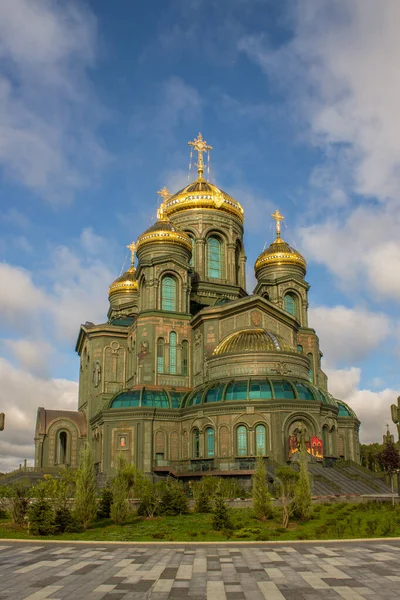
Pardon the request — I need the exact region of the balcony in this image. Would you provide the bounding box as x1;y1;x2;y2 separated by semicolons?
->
153;457;263;477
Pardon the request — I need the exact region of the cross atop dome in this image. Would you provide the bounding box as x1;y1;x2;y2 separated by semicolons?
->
188;132;212;178
126;242;136;266
271;209;284;239
156;186;171;221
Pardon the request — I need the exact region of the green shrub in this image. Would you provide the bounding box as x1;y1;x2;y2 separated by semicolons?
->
9;484;30;525
158;478;188;516
211;488;233;531
365;519;378;536
74;446;97;530
252;455;273;521
54;506;73;533
28;498;55;536
97;488;113;519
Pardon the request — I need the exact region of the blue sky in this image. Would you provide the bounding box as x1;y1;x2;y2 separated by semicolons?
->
1;0;400;470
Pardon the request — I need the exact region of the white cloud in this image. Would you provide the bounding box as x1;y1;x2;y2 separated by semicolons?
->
0;0;109;203
0;263;47;328
2;339;53;377
309;305;390;366
326;366;399;444
0;357;78;472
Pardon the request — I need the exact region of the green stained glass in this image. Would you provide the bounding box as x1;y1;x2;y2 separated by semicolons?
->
207;236;222;278
272;381;295;399
206;427;214;457
169;332;177;374
237;425;247;456
249;380;272;399
182;340;188;376
225;381;247;401
157;338;164;374
193;429;200;458
284;293;296;316
162;276;177;311
256;424;266;455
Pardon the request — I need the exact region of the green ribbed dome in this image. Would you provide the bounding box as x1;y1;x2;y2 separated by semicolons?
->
212;328;296;356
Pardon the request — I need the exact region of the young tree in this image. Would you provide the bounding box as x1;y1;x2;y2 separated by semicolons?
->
193;479;212;513
293;445;312;521
135;475;162;519
275;466;299;529
158;478;188;516
110;454;131;525
74;445;97;530
252;455;273;521
43;471;75;533
211;485;233;531
27;483;55;536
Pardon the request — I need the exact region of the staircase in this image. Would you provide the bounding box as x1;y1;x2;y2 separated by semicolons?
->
307;462;392;496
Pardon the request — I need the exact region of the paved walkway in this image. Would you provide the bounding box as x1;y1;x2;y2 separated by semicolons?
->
1;539;400;599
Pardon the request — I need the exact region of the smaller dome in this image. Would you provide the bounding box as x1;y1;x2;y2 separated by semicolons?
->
212;328;297;356
337;400;357;418
136;204;192;252
255;237;306;274
108;265;138;297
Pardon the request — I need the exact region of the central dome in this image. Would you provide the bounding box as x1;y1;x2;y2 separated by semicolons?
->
212;328;297;356
164;176;244;222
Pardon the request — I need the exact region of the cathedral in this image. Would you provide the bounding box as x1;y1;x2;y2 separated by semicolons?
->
34;133;360;481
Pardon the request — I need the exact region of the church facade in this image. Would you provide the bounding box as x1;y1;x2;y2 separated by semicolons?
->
34;133;360;480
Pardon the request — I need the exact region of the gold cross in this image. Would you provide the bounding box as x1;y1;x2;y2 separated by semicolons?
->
188;132;212;177
271;209;284;237
126;242;136;265
157;186;172;202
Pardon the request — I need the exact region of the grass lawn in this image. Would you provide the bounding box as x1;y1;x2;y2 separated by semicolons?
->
1;503;400;542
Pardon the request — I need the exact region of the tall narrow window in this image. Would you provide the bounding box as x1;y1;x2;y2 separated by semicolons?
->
58;431;67;464
207;236;222;279
237;426;247;456
284;293;297;316
157;338;164;374
235;243;241;284
169;332;177;374
193;429;200;458
189;236;195;267
182;340;188;376
307;353;314;383
206;427;215;458
162;276;177;311
255;424;267;455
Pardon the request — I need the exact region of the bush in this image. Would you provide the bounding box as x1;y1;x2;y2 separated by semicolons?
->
54;506;73;534
74;446;97;530
97;487;113;519
211;487;233;531
158;479;188;516
9;484;30;525
193;481;212;513
28;498;55;536
252;455;273;521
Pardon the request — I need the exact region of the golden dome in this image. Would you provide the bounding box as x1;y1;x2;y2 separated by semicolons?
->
164;133;244;222
108;265;138;297
136;193;192;252
255;209;306;274
212;328;297;356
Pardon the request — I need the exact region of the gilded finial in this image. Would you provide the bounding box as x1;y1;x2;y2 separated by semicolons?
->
157;186;172;202
188;132;212;178
271;209;284;239
126;242;136;266
156;186;171;221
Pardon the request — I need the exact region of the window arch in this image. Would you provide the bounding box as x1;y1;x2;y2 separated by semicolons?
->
205;427;215;458
181;340;188;376
192;428;200;458
188;235;195;267
157;338;165;374
169;332;177;374
236;425;248;456
307;353;314;383
161;276;177;311
255;424;267;456
207;236;223;279
284;292;297;316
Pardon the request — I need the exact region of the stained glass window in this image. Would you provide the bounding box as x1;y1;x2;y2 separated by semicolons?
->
193;429;200;458
182;340;188;376
162;276;177;311
206;427;215;457
255;424;266;455
157;338;164;374
284;293;297;316
207;236;222;279
307;353;314;383
225;381;248;401
189;236;195;267
249;380;272;399
272;381;295;399
169;332;177;374
237;425;247;456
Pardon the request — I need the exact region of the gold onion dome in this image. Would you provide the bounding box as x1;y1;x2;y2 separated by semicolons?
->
136;188;192;252
212;328;297;356
164;133;244;222
255;209;306;274
109;243;138;297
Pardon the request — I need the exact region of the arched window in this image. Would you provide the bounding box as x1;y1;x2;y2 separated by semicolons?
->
169;332;177;374
297;344;303;352
192;429;200;458
182;340;188;376
205;427;215;458
161;276;177;311
188;236;195;267
157;338;164;374
58;431;68;464
284;293;297;316
255;424;267;456
322;426;328;456
207;236;222;279
308;353;314;383
235;243;241;285
237;425;248;456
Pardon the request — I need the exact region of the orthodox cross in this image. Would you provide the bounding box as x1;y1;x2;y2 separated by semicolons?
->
188;133;212;177
126;242;136;266
271;209;284;238
157;186;171;220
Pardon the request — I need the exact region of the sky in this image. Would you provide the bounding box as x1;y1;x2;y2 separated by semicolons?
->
0;0;399;471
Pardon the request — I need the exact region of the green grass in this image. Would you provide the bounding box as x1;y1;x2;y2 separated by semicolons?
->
1;503;400;542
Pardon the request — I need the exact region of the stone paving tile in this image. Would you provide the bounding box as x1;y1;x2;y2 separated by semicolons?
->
0;540;400;599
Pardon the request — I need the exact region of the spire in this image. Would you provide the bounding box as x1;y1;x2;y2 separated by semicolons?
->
271;209;284;241
126;242;136;267
157;186;172;221
188;132;212;178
